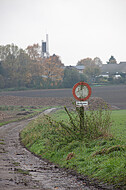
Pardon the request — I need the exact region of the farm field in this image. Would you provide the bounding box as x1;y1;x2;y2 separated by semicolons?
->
0;85;126;109
0;84;126;124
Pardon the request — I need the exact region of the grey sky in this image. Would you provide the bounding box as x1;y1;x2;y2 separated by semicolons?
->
0;0;126;65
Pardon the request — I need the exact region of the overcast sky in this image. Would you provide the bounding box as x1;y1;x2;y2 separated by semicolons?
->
0;0;126;65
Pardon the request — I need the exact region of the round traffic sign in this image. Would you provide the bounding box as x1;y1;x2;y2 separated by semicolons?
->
72;82;91;101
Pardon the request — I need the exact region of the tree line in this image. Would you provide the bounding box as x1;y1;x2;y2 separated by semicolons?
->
0;44;103;89
0;44;65;89
1;44;124;89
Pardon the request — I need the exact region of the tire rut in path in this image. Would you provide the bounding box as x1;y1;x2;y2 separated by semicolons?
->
0;109;101;190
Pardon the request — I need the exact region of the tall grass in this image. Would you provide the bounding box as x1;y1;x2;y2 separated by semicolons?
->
45;105;112;143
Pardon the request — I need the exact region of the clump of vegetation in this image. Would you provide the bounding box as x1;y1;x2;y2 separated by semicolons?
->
13;162;20;166
0;105;15;111
44;105;111;144
14;168;29;175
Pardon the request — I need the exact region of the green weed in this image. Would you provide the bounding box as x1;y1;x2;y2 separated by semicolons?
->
13;162;20;166
15;168;29;175
0;105;15;111
0;142;5;145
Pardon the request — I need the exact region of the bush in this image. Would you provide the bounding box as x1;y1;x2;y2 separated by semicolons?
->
45;104;112;144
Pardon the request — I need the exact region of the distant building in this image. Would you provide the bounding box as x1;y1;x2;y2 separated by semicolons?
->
119;62;126;65
65;65;85;73
73;65;85;73
100;62;126;78
66;61;126;78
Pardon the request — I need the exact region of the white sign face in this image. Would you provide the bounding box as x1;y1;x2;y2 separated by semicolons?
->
73;82;91;101
76;101;88;107
75;85;89;99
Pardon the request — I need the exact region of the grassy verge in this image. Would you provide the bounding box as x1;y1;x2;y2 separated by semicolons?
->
21;109;126;189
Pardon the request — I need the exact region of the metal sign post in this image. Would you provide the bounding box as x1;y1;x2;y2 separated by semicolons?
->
72;82;92;137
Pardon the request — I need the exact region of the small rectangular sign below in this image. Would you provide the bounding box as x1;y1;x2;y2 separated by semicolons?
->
76;101;88;107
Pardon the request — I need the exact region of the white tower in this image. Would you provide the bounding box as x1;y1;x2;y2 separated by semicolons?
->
41;34;49;58
46;34;49;57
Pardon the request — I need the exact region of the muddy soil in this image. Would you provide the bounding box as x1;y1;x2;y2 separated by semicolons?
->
0;109;106;190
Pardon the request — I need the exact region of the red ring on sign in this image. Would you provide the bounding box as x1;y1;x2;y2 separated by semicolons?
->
72;82;91;101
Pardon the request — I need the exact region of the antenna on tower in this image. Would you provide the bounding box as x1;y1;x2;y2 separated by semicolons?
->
41;34;49;58
46;34;49;57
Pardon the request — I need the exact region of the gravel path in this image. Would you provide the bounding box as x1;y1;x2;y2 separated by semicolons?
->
0;109;101;190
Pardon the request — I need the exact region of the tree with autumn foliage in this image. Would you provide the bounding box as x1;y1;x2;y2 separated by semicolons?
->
77;57;93;67
77;57;101;83
77;57;102;67
41;54;64;87
26;43;41;61
25;44;65;88
0;43;66;89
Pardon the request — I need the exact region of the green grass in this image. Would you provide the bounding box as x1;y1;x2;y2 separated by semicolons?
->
111;110;126;142
0;139;4;141
21;109;126;188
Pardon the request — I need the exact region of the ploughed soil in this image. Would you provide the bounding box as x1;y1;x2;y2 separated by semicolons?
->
0;85;126;109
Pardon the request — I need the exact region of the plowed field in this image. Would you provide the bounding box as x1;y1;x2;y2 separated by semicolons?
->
0;85;126;109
